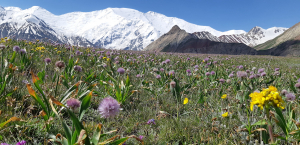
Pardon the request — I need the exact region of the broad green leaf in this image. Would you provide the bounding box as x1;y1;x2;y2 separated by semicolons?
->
79;91;93;121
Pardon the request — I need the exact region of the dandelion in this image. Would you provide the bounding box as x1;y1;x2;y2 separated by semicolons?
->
183;98;188;104
98;97;120;118
222;112;228;118
66;98;81;110
117;68;125;74
147;119;156;125
221;94;227;99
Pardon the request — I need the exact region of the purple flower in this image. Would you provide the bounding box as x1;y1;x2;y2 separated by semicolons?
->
211;71;215;75
275;68;280;71
74;65;82;72
169;70;175;76
156;75;161;79
106;51;110;56
20;49;27;54
186;69;191;73
87;54;91;57
75;50;82;56
258;68;265;73
187;57;190;61
22;80;29;84
136;74;141;78
117;68;125;74
237;71;247;78
238;65;243;69
249;75;255;79
246;70;250;73
194;65;199;69
44;58;51;64
228;74;234;78
98;97;120;118
55;61;65;69
165;59;171;64
1;143;10;145
273;71;280;76
147;119;156;125
0;44;6;49
298;78;300;82
66;98;81;109
286;93;296;102
281;89;288;95
103;64;107;68
139;135;144;140
16;140;26;145
295;83;300;89
203;57;209;62
170;81;176;88
205;72;210;76
13;46;20;52
219;78;225;83
261;72;267;76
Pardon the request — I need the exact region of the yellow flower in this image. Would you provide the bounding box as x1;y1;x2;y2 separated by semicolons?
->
57;51;61;54
249;86;284;111
5;37;7;39
54;48;57;50
107;58;110;61
103;57;107;60
221;94;227;99
183;98;188;104
222;112;228;118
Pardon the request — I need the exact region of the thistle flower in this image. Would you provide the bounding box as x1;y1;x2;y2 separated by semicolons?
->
156;75;161;79
219;78;225;83
211;71;215;75
273;71;280;76
139;135;144;140
295;83;300;89
228;73;234;78
75;50;82;56
153;68;158;72
226;79;231;83
237;71;247;78
13;46;20;52
286;93;296;102
16;140;26;145
261;72;267;76
55;61;65;69
169;70;175;76
194;65;199;68
281;89;288;95
136;74;141;78
165;59;171;64
170;81;176;88
74;65;82;72
147;119;156;125
203;57;209;62
249;75;255;79
117;68;125;74
20;49;27;54
0;44;5;49
205;72;210;76
98;97;120;118
1;143;10;145
258;68;265;73
238;65;243;69
186;69;191;73
275;68;280;71
44;58;51;64
66;98;81;110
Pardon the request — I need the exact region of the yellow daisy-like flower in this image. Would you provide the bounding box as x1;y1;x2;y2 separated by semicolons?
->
57;51;61;54
222;112;228;118
107;58;110;61
249;86;284;111
103;57;107;60
54;48;57;50
221;94;227;99
183;98;188;104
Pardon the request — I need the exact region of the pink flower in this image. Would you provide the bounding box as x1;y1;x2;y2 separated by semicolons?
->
98;97;120;118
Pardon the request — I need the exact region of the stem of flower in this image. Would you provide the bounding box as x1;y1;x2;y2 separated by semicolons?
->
265;107;274;143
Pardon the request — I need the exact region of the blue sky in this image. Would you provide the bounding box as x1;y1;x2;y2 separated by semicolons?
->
1;0;299;32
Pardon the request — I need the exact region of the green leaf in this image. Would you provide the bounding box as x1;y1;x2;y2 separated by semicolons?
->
252;119;267;126
9;51;16;63
108;137;129;145
62;121;72;144
79;91;93;121
274;107;289;136
91;124;102;145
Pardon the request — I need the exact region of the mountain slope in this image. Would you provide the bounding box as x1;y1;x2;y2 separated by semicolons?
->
255;22;300;50
0;5;287;50
144;25;257;55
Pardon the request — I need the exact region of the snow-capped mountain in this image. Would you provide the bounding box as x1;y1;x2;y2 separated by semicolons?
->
0;5;287;50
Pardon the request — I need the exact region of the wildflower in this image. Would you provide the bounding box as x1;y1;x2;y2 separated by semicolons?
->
139;135;144;140
44;58;51;64
13;46;20;52
170;81;176;88
160;68;164;72
275;68;280;71
238;65;243;69
273;71;280;76
0;44;6;49
295;83;300;89
186;69;191;73
205;72;210;76
106;51;110;56
98;97;120;118
16;140;26;145
258;68;265;73
156;75;161;79
221;94;227;99
281;89;288;95
55;61;65;69
226;79;231;83
74;65;82;72
249;86;285;111
249;75;255;79
66;98;81;110
147;119;156;125
136;74;141;78
20;49;26;54
1;143;10;145
228;74;234;78
165;59;170;64
57;51;62;54
211;71;216;75
103;64;107;68
219;78;225;83
183;98;188;104
117;68;125;74
203;57;209;62
153;68;158;72
261;72;267;76
285;93;296;102
169;70;175;76
194;65;199;68
236;71;247;78
75;50;81;56
222;112;228;118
